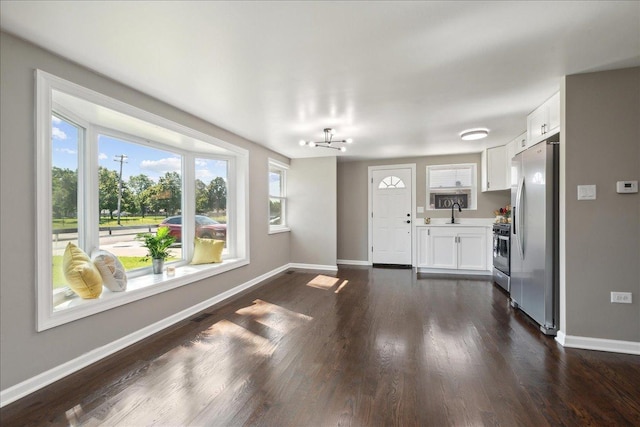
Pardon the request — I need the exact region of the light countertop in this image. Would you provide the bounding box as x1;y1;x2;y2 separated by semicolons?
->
415;218;495;227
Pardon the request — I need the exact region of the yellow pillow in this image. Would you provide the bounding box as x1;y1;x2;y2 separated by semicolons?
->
190;238;225;265
63;243;103;299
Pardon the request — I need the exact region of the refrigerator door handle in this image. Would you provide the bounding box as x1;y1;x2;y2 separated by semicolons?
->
512;206;516;234
516;176;525;259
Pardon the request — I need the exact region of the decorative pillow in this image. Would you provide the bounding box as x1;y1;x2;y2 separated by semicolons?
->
190;238;225;265
92;249;128;292
63;243;103;299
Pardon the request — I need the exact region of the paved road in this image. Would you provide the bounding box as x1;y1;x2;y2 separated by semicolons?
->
52;232;182;258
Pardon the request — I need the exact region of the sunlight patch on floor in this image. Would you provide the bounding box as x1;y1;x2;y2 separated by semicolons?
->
65;404;84;426
334;280;349;293
205;319;276;356
306;274;340;290
235;299;312;334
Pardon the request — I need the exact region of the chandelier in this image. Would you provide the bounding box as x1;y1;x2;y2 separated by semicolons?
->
299;128;353;152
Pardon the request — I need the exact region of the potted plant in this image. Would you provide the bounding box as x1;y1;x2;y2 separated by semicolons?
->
136;226;176;274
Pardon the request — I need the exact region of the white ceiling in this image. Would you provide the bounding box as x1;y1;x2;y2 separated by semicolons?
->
1;1;639;161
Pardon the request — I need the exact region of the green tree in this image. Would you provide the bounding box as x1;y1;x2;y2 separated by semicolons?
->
207;176;227;213
128;174;154;217
52;167;77;220
156;172;182;216
195;179;209;214
269;199;282;223
99;166;131;220
120;185;135;216
141;185;160;215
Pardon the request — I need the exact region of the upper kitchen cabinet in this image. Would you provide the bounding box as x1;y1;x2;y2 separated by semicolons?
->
512;131;528;155
527;92;560;146
481;145;508;191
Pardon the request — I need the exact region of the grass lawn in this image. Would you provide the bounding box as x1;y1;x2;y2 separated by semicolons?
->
53;255;179;289
53;216;167;230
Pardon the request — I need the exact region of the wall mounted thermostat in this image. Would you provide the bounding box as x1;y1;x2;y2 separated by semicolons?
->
616;180;638;194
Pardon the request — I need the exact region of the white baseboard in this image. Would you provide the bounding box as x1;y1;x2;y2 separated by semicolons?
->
337;259;372;266
556;331;640;355
0;264;290;408
415;267;492;277
288;263;338;272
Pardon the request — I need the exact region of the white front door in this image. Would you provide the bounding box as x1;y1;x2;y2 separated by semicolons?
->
371;168;412;265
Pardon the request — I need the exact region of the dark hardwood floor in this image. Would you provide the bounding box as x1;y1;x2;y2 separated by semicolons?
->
2;267;639;426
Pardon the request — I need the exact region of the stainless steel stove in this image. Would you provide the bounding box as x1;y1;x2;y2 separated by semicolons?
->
493;223;511;292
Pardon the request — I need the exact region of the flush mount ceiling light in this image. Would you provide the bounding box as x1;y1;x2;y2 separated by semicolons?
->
460;128;489;141
299;128;353;152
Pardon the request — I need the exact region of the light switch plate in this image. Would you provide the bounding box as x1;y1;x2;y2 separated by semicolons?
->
417;206;424;214
577;185;596;200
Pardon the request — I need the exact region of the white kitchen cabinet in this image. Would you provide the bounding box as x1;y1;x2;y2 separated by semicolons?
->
417;226;489;272
505;137;516;163
481;145;508;192
527;92;560;146
416;227;430;267
508;132;526;187
428;228;458;269
505;136;517;188
457;232;487;270
513;131;528;155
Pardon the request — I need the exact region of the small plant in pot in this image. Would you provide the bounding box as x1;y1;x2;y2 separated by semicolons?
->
136;226;176;274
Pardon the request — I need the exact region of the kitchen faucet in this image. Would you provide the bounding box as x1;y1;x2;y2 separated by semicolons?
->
451;202;462;224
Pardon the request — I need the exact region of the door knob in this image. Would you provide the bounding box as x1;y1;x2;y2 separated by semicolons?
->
406;220;411;224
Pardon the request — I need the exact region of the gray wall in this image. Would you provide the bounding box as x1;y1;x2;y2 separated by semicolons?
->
0;33;291;390
289;157;337;267
563;67;640;342
337;153;510;261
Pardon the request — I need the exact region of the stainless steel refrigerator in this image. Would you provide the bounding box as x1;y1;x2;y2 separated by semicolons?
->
510;138;559;335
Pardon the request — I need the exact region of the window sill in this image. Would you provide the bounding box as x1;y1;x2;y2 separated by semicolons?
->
42;257;249;331
268;226;290;235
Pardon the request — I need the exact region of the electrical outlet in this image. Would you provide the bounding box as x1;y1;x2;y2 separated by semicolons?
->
610;292;632;304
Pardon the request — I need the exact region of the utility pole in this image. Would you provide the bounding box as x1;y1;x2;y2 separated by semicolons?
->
114;154;128;225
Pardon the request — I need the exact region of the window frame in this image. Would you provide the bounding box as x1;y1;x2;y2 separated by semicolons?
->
36;70;249;331
426;163;478;211
268;158;290;234
193;155;233;256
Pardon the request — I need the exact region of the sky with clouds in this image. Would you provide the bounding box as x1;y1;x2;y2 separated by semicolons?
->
52;116;227;183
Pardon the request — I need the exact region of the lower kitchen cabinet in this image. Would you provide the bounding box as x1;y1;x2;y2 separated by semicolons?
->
416;226;490;273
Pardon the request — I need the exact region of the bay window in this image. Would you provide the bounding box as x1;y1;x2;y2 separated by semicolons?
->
37;70;249;331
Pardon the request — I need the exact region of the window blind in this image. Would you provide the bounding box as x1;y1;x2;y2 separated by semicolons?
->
429;167;473;188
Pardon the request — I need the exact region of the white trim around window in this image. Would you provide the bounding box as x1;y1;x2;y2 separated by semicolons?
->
268;158;290;234
426;163;478;210
36;70;250;331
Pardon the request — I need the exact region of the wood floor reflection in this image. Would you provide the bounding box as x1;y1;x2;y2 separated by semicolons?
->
2;267;640;426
